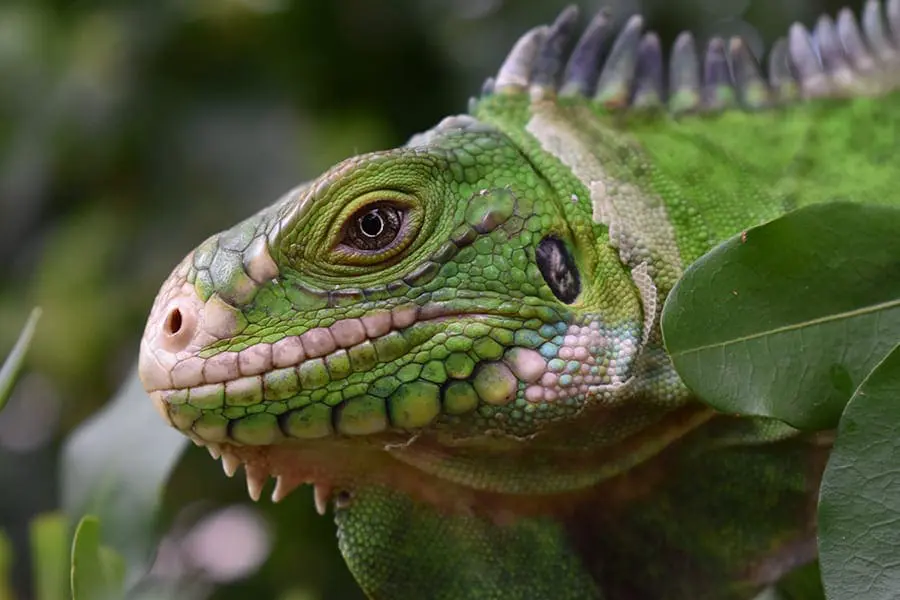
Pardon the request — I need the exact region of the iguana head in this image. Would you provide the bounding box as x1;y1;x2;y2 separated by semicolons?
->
138;101;651;509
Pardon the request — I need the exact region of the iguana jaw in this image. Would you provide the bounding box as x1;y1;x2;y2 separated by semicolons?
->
138;258;699;512
138;251;662;510
183;434;564;516
165;398;716;518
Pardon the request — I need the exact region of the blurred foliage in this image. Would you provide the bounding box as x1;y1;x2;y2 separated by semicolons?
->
0;0;860;598
0;309;40;411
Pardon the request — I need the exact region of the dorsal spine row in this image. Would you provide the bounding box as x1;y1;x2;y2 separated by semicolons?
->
480;1;900;115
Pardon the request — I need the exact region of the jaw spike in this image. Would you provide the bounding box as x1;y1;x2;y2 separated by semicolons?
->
221;453;241;478
494;26;549;92
207;445;221;460
701;37;736;111
313;483;333;516
631;32;664;110
728;37;769;109
594;15;644;107
271;476;300;503
668;32;701;114
245;464;268;502
561;8;613;96
531;5;580;95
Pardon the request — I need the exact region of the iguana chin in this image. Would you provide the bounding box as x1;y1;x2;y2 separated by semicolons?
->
136;2;898;598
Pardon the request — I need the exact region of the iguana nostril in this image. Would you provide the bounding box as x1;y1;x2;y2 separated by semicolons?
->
158;300;198;353
165;308;183;336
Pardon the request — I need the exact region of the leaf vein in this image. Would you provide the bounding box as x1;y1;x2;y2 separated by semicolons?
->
670;298;900;357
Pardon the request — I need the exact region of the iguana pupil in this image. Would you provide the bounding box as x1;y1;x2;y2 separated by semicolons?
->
346;205;401;250
360;212;383;237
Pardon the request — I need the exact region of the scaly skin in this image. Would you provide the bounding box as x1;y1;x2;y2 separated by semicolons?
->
139;2;898;598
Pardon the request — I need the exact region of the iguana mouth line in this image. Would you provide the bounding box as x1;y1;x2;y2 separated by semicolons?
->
146;309;529;397
139;271;564;394
146;296;639;448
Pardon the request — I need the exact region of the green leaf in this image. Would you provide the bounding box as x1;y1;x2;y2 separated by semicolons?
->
31;513;70;600
0;528;13;600
0;307;41;412
70;516;125;600
61;367;188;583
773;561;825;600
817;344;900;600
661;203;900;429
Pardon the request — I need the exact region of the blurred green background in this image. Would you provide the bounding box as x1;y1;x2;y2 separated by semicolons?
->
0;0;858;598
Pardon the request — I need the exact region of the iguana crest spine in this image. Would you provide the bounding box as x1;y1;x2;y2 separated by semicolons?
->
478;1;900;115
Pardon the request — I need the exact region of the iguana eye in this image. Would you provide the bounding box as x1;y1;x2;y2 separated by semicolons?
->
344;204;404;251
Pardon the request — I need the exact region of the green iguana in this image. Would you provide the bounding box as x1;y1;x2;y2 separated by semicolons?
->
137;2;899;598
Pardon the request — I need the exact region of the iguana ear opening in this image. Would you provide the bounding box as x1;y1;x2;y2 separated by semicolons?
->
536;236;582;304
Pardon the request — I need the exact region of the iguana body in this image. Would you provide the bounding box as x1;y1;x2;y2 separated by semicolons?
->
138;3;898;598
